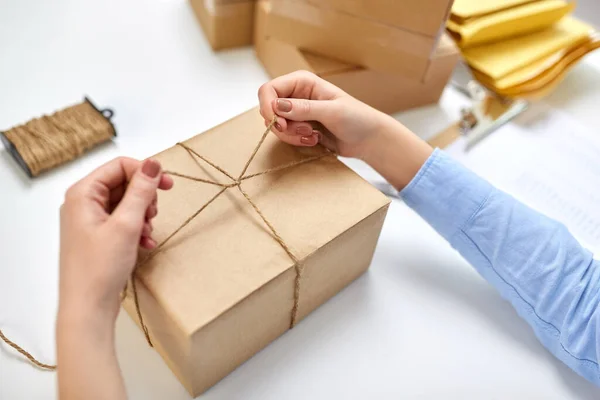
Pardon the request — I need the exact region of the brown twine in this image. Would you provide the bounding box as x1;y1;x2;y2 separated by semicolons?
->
129;116;334;346
2;100;115;177
0;329;56;371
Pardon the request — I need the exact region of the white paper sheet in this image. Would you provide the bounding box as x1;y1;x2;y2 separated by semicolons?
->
446;105;600;252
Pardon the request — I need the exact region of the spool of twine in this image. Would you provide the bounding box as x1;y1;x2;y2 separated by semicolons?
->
0;98;116;177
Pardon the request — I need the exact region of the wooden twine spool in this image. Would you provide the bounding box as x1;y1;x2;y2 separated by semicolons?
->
0;97;116;177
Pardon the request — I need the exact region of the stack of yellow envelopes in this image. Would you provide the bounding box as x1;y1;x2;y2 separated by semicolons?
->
448;0;574;48
448;0;600;99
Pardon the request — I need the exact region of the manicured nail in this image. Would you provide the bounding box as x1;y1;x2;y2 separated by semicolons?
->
296;125;312;136
276;99;292;113
300;135;315;145
142;159;160;178
275;122;283;132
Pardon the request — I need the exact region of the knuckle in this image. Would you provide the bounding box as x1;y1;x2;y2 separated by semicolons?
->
295;70;315;80
115;156;132;166
129;181;153;200
64;183;83;203
297;99;311;116
112;214;138;234
258;83;268;98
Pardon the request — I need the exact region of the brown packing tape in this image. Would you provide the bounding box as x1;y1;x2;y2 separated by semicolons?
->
263;0;439;81
190;0;255;50
301;0;454;38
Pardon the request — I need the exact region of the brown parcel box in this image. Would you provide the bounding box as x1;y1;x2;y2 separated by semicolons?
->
190;0;255;50
255;2;460;114
122;108;390;396
263;0;439;81
302;0;455;38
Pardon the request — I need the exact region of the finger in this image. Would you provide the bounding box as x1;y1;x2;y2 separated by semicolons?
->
271;129;319;147
273;98;337;123
258;71;341;124
81;157;141;191
111;178;170;206
112;159;163;233
140;236;157;250
145;202;158;220
141;221;153;238
109;184;126;208
159;175;174;190
283;121;314;136
264;117;288;136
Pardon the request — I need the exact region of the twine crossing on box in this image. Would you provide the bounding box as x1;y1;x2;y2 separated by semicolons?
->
129;116;334;347
0;115;331;368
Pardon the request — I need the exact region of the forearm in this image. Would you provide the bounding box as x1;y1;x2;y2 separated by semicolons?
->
57;305;126;400
398;149;600;384
362;114;434;191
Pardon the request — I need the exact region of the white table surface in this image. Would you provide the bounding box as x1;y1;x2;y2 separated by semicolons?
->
2;1;600;399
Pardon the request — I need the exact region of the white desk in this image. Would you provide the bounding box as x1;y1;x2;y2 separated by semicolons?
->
2;1;600;399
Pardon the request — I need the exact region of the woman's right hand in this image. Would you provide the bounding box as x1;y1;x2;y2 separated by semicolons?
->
258;70;394;161
258;70;434;190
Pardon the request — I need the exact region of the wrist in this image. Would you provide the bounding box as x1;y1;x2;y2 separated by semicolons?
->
58;285;120;333
361;116;433;190
57;301;117;342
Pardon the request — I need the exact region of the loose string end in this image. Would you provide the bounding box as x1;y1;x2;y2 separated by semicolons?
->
0;329;57;371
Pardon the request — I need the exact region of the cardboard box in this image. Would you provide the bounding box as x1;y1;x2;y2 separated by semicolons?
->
263;0;440;80
190;0;255;50
255;2;460;114
122;108;390;396
302;0;454;38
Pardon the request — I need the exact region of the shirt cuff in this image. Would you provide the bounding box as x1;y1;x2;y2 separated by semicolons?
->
399;148;495;240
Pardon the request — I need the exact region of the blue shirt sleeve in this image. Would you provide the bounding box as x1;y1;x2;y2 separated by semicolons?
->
400;148;600;384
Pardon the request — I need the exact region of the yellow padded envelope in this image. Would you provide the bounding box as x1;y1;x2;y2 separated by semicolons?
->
473;34;600;98
452;0;538;21
447;0;574;48
462;17;593;80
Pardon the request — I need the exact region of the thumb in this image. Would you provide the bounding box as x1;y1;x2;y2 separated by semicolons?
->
273;98;338;123
112;159;162;233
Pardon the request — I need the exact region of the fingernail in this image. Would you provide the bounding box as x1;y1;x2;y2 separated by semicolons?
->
300;135;315;145
275;122;283;132
276;99;292;113
296;125;312;136
142;159;160;178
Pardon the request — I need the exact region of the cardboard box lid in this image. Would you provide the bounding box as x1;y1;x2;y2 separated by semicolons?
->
302;52;359;76
263;0;440;79
301;34;457;76
267;0;437;55
138;108;390;335
303;0;454;38
205;0;256;7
